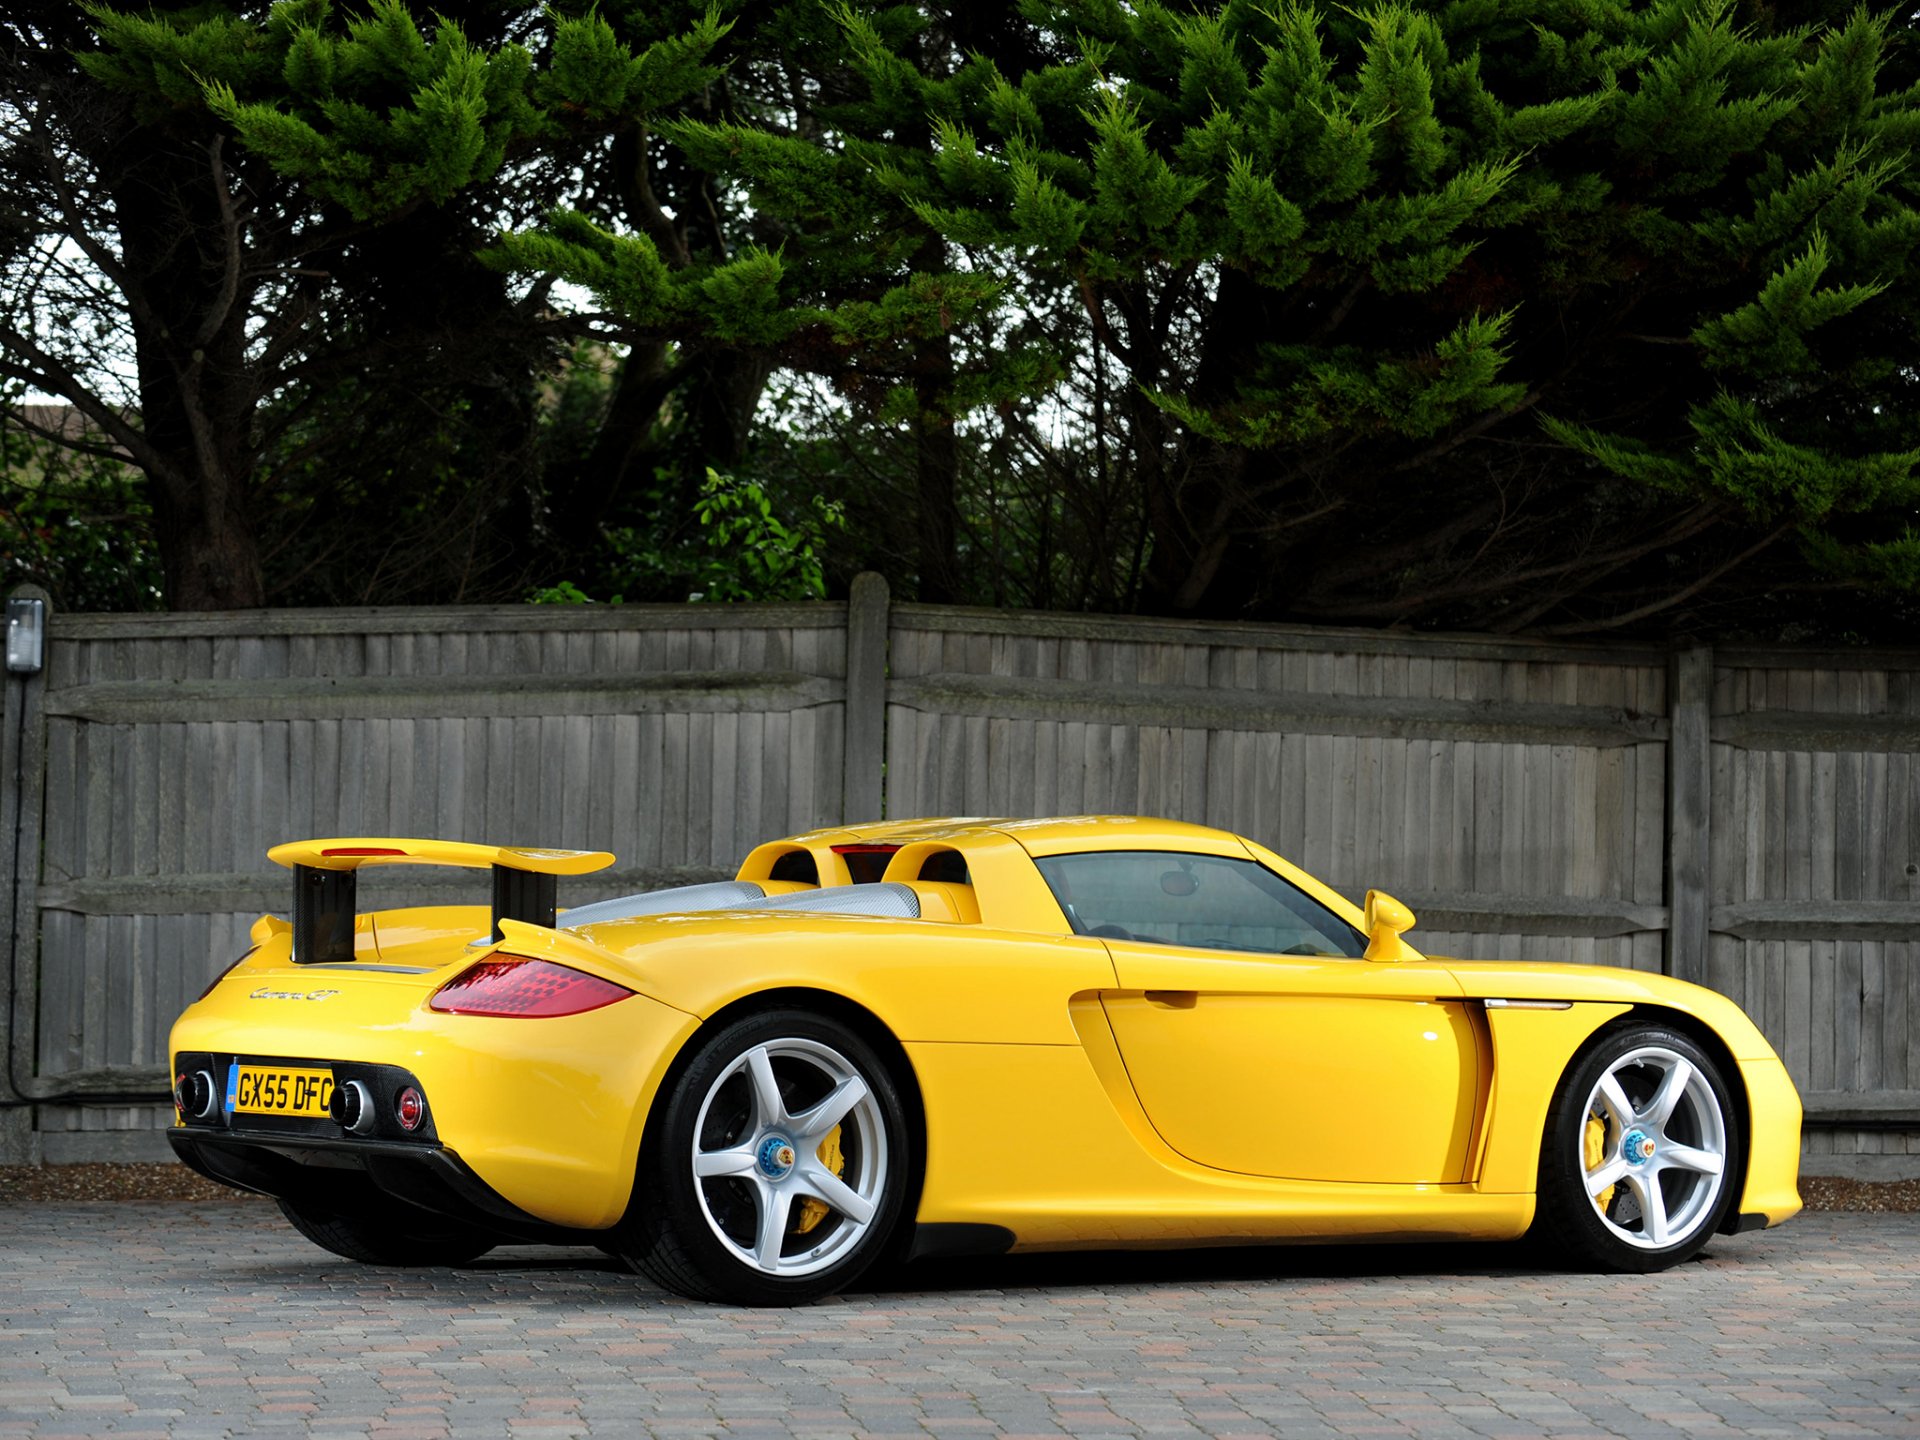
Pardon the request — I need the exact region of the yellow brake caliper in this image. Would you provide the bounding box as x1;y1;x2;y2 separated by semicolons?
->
1585;1112;1615;1213
796;1124;844;1234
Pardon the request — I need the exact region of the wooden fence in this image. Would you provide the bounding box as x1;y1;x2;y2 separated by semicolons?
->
3;577;1915;1176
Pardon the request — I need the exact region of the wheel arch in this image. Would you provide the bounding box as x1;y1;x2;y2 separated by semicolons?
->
1527;1004;1750;1268
625;986;929;1237
1617;1003;1753;1236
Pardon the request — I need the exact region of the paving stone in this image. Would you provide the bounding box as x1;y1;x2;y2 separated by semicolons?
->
0;1205;1916;1437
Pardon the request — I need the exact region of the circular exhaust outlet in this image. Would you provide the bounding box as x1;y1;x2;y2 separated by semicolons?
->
173;1070;217;1121
330;1079;376;1135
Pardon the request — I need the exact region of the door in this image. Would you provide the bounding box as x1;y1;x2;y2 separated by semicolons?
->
1034;849;1481;1185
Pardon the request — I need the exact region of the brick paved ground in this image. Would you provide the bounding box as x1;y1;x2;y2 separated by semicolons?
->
0;1201;1914;1439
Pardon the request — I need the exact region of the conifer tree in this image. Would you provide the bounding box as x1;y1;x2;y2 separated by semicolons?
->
505;0;1920;628
1;1;720;607
10;0;1920;629
874;0;1920;624
489;3;1059;600
2;3;556;605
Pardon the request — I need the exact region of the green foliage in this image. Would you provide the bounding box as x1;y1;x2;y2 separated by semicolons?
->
76;4;278;111
526;579;601;604
1518;2;1920;610
86;0;546;222
535;6;730;120
1801;528;1920;593
537;469;845;604
1163;310;1527;449
1692;232;1887;375
686;468;845;601
491;211;683;327
21;0;1920;634
1550;393;1920;523
0;418;163;613
478;0;1920;626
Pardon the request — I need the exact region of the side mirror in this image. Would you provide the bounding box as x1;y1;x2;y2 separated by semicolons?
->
1363;890;1417;963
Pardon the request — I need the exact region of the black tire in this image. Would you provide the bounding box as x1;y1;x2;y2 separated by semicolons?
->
618;1007;912;1306
276;1198;498;1268
1533;1023;1741;1273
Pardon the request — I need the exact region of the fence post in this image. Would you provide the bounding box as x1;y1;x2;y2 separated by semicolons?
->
1666;645;1712;985
0;584;51;1162
841;572;890;822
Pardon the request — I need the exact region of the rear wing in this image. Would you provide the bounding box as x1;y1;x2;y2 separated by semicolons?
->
266;838;615;965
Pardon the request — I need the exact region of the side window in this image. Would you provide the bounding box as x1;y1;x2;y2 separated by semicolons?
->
1034;850;1366;959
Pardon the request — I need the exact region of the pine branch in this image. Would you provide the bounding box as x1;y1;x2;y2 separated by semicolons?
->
191;135;246;350
0;329;174;485
1532;520;1799;636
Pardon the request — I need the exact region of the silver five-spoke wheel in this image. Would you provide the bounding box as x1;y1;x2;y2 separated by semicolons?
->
623;1008;909;1305
1535;1024;1740;1273
1579;1044;1728;1251
690;1038;889;1278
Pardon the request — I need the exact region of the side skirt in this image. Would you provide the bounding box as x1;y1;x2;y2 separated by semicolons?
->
907;1222;1017;1262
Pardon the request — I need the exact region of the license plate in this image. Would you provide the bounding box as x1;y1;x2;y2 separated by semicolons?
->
226;1066;334;1118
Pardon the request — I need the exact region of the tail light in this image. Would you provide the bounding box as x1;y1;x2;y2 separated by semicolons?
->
832;843;899;884
395;1086;427;1132
428;957;633;1018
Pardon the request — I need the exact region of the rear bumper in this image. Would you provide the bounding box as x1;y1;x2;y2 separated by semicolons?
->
170;984;699;1229
168;1126;605;1246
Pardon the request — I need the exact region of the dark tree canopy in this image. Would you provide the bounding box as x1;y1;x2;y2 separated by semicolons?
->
4;0;1919;641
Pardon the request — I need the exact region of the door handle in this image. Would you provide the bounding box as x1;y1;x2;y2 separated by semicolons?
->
1145;990;1197;1009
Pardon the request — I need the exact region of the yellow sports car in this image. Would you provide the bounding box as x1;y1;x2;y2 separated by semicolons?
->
167;815;1802;1304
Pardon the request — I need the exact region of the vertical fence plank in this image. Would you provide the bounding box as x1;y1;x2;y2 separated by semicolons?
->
842;572;889;821
1667;646;1712;983
0;587;51;1160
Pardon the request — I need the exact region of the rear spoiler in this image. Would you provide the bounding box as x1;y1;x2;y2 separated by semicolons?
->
266;838;616;965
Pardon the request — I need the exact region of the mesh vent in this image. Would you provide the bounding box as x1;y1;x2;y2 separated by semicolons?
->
735;882;922;920
560;881;767;928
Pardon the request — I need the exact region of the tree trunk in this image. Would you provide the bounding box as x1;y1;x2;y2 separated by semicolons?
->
148;480;267;610
912;327;962;604
113;128;268;610
680;347;775;477
1142;266;1273;616
548;339;676;538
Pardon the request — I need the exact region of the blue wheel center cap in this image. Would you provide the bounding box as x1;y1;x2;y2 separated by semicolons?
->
1624;1129;1657;1166
757;1134;797;1179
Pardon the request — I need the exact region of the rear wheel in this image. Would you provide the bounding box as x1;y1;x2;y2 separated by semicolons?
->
276;1198;497;1268
620;1008;910;1305
1534;1024;1739;1272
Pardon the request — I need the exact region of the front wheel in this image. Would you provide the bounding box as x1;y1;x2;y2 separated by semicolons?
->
1534;1024;1741;1272
620;1008;911;1305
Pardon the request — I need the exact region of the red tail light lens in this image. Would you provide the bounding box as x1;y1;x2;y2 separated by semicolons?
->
831;843;899;884
395;1086;427;1131
429;957;633;1018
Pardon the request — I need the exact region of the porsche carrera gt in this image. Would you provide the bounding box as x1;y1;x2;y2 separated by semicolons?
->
167;815;1802;1304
